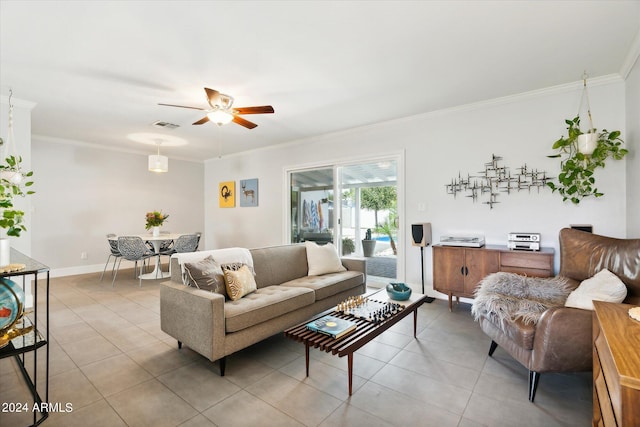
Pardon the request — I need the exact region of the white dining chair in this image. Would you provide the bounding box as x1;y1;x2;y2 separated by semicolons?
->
100;233;121;281
113;236;159;287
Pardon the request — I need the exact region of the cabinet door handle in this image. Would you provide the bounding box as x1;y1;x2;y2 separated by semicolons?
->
460;266;465;276
464;266;469;276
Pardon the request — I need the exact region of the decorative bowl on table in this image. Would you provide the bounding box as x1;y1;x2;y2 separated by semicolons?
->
386;282;412;301
0;277;30;348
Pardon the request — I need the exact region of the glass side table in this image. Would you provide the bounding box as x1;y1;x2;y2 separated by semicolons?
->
0;249;50;426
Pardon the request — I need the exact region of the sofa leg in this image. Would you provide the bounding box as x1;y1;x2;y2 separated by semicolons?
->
177;341;182;349
219;356;226;376
529;371;540;402
488;340;498;356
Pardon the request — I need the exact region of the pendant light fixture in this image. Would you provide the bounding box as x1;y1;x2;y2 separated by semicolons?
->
148;140;168;173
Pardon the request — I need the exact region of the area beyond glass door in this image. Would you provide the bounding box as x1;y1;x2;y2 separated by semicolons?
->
290;168;334;245
287;159;399;284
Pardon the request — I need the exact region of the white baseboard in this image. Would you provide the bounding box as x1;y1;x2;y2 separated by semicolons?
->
48;260;140;278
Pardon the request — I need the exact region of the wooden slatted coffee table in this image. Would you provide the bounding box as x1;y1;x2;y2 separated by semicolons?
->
284;289;430;395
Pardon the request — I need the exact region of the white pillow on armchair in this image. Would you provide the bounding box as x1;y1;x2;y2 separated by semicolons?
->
564;269;627;310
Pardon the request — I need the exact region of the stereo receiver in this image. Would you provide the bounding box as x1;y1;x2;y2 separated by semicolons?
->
507;241;540;251
508;232;540;242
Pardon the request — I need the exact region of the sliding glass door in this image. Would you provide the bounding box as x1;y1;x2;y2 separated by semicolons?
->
287;157;399;284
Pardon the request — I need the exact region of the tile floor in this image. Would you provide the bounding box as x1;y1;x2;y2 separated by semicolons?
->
0;270;592;426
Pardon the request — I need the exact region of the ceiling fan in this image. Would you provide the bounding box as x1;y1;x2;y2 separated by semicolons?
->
159;88;274;129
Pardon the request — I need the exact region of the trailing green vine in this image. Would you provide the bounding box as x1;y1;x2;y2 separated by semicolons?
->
547;116;627;204
0;155;35;237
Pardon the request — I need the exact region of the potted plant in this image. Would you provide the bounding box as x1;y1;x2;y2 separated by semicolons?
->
375;204;398;255
547;116;627;204
341;237;355;256
0;153;35;266
361;228;376;257
145;211;169;236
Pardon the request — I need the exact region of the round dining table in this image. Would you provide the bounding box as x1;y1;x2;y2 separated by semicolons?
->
109;233;184;280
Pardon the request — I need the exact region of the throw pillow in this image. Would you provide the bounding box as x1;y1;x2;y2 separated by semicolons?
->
221;262;255;275
183;255;227;296
224;264;257;301
564;269;627;310
305;241;346;276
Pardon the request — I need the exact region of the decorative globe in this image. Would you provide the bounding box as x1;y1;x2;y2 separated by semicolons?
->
386;282;412;301
0;278;25;348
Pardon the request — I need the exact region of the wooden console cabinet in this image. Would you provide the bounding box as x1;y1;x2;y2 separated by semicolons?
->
432;245;554;310
592;301;640;427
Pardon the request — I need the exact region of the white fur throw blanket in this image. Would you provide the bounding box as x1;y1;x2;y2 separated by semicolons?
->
471;272;571;329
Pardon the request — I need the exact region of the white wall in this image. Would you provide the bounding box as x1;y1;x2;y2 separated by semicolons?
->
626;57;640;236
31;138;204;275
204;78;627;298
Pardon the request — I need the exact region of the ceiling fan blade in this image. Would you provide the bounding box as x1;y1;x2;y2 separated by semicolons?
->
232;116;258;129
193;116;210;125
234;106;275;115
158;103;205;111
204;88;221;106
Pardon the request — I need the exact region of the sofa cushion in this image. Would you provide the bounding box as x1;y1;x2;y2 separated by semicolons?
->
183;255;227;297
280;270;364;301
250;245;309;288
224;265;258;301
305;241;346;276
565;269;627;310
224;285;315;333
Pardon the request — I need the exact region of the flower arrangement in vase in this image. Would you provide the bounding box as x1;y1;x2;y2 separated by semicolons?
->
145;211;169;236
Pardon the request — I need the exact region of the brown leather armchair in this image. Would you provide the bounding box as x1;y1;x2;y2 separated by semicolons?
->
477;228;640;401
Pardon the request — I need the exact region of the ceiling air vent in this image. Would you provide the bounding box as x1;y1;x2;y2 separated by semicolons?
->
152;120;180;130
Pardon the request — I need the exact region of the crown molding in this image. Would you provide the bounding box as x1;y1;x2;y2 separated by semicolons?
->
621;28;640;79
206;74;625;162
33;134;202;164
0;94;37;109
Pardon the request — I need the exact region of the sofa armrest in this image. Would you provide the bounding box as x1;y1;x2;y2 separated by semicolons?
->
160;282;226;361
530;306;593;373
341;257;366;275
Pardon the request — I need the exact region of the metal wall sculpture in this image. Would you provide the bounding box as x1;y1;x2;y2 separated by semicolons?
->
445;155;552;209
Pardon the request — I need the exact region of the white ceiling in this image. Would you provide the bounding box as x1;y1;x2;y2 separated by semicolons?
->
1;1;639;162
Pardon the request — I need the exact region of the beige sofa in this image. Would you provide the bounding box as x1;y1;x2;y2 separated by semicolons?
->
160;244;366;375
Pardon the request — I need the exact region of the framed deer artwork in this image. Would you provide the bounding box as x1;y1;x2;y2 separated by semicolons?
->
240;178;259;207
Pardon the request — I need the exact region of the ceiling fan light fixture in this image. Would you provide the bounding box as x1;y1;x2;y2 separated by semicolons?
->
207;109;234;125
148;141;168;173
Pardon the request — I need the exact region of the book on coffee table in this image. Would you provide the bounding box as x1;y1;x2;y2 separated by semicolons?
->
306;315;356;339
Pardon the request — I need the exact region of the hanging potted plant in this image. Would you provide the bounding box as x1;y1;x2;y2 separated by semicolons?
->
546;74;628;204
0;154;35;265
547;116;627;204
0;92;35;266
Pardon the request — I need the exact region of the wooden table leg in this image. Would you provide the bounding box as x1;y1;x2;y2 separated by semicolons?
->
413;309;418;338
348;353;353;396
305;343;310;377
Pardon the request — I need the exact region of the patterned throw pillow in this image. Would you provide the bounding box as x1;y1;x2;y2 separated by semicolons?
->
224;264;257;301
221;262;244;272
184;255;227;297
